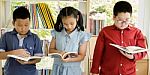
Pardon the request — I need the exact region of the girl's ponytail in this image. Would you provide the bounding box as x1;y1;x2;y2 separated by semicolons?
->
77;10;84;31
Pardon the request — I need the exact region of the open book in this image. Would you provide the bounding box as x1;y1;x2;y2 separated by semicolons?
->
110;43;149;54
48;52;78;59
7;55;42;61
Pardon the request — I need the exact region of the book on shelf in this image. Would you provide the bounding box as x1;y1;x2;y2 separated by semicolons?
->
88;18;105;35
7;55;42;61
110;43;149;54
48;52;78;59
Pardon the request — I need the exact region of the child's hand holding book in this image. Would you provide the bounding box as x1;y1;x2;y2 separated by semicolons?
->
48;51;78;60
10;49;31;57
61;52;78;62
110;43;148;54
119;50;134;59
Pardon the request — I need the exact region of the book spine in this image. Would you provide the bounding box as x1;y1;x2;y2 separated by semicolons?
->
95;20;100;35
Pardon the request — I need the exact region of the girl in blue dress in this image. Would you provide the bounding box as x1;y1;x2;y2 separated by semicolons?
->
49;6;91;75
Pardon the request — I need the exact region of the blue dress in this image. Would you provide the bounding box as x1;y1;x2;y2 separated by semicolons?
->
51;28;91;75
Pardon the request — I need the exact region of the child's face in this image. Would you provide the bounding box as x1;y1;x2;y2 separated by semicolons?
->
62;16;77;33
113;12;131;29
13;18;30;35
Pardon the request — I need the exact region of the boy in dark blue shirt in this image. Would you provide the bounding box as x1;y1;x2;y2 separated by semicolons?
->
0;7;43;75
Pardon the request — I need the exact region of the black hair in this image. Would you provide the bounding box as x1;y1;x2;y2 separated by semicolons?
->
54;6;84;32
13;6;30;22
113;1;132;16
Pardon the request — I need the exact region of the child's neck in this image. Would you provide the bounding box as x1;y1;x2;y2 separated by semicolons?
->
20;35;27;38
18;34;27;38
65;28;76;34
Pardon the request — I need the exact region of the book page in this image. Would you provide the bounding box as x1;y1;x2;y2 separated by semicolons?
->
7;55;42;61
48;53;63;58
126;46;148;53
62;52;78;59
48;52;78;59
110;43;148;53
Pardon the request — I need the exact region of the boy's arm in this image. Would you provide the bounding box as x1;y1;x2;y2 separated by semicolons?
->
91;32;105;74
16;34;43;65
0;51;10;59
16;58;41;65
0;49;30;60
134;31;147;60
0;33;30;60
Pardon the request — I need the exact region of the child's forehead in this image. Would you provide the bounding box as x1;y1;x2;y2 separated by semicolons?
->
62;15;76;18
15;18;30;22
62;16;76;20
115;12;131;19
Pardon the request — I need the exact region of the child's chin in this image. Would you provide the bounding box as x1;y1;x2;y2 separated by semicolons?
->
118;27;126;29
19;33;27;35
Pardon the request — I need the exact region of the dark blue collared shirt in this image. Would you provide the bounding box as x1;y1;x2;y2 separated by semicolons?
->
0;29;43;75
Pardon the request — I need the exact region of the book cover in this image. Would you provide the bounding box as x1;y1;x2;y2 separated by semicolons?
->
110;43;149;53
7;55;42;61
48;52;78;59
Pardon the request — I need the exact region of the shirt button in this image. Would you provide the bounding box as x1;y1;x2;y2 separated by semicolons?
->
121;41;124;43
120;64;122;66
120;74;122;75
121;31;123;34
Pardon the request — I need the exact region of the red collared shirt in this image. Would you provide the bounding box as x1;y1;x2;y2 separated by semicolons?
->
90;25;147;75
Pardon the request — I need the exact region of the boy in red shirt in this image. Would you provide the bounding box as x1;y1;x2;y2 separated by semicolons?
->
91;1;147;75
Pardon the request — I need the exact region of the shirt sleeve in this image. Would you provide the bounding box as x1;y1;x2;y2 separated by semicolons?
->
79;32;91;45
0;33;7;52
90;30;105;74
51;29;56;39
134;30;147;60
33;34;43;56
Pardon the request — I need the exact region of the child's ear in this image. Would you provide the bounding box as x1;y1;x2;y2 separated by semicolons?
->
113;15;116;21
12;21;15;26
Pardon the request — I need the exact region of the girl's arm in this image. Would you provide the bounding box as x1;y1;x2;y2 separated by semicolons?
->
62;41;88;62
49;37;65;55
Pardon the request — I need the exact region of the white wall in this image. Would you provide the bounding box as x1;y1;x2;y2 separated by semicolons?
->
0;1;5;29
138;0;150;46
138;0;150;74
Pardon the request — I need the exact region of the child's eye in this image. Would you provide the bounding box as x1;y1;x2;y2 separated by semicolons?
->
25;25;28;26
70;23;74;25
63;23;67;26
18;25;21;27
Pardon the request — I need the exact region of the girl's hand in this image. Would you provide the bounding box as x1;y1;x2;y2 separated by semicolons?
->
61;57;71;62
58;50;66;56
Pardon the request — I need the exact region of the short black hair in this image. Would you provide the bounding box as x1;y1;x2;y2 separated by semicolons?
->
54;6;84;32
113;1;132;16
13;6;30;22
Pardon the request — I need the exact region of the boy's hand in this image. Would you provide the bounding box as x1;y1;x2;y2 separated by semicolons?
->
17;58;41;65
16;59;29;65
119;50;134;59
10;49;31;57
